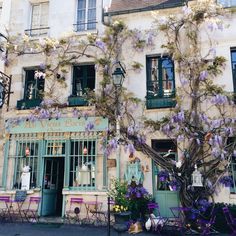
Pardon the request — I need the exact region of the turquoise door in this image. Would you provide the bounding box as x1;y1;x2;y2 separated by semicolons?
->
41;157;64;216
152;140;179;217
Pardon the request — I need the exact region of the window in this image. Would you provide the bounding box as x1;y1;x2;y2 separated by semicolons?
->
17;69;45;109
218;0;236;7
24;69;45;100
72;65;95;96
69;140;96;190
146;56;176;109
26;2;49;36
231;49;236;97
13;141;39;189
76;0;96;31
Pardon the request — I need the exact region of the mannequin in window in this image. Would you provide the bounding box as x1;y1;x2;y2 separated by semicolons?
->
76;163;90;186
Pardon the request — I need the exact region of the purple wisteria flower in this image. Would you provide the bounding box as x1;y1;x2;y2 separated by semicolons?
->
169;179;181;191
158;170;169;182
197;199;211;213
199;71;208;81
72;108;78;118
95;40;106;51
219;176;233;187
85;121;94;131
126;185;149;199
137;134;146;145
211;94;228;105
124;143;135;154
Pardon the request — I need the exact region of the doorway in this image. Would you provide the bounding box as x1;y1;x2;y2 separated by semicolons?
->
152;140;179;217
41;157;64;216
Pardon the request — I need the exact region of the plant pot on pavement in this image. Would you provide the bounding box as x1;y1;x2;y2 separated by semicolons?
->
113;211;131;233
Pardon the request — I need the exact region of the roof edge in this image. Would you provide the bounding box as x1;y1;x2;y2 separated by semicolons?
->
104;1;185;16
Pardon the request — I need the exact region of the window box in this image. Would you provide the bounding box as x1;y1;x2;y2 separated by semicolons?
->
17;99;42;110
68;96;88;106
146;97;176;109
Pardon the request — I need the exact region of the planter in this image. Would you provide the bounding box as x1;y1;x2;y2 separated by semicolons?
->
114;211;131;224
113;211;131;233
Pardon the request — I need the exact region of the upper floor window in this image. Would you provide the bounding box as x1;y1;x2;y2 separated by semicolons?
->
72;64;95;96
146;56;176;109
218;0;236;7
24;69;45;100
26;2;49;36
76;0;96;32
231;49;236;95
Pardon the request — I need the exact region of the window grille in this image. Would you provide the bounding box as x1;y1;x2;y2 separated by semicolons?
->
10;134;40;189
69;136;97;190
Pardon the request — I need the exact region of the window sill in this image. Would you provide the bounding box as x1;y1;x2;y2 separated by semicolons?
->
146;97;176;109
62;189;107;195
17;99;42;110
68;96;88;106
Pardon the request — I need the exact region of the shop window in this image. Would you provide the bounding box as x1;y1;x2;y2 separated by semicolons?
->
68;64;95;106
146;56;176;109
152;140;177;191
75;0;96;31
69;140;96;190
25;2;49;36
231;49;236;102
13;142;39;190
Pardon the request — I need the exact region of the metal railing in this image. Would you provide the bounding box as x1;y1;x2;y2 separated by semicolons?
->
24;27;50;37
73;21;97;32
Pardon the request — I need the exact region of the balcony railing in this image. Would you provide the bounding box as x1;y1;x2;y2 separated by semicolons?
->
73;22;97;32
24;27;50;37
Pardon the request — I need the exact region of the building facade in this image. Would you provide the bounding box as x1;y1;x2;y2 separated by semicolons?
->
0;0;236;219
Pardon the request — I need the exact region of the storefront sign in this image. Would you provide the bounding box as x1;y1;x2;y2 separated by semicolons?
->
8;117;108;134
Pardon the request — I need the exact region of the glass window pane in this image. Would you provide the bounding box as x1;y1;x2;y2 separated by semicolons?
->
69;140;96;188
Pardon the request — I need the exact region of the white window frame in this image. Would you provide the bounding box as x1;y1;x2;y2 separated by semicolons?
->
28;1;49;37
76;0;96;32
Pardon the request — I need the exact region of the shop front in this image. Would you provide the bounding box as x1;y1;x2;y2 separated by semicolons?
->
2;117;108;217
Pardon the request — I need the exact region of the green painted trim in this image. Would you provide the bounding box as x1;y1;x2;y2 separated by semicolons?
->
37;140;44;188
12;142;19;189
62;195;66;218
2;140;10;188
103;137;107;188
64;140;70;188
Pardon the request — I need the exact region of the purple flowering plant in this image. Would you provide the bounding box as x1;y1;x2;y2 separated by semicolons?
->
158;170;169;182
125;181;152;220
219;176;233;187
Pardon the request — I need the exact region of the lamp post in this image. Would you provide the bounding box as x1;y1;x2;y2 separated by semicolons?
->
112;62;125;180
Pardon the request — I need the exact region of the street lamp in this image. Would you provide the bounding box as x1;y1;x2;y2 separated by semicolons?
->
112;61;126;180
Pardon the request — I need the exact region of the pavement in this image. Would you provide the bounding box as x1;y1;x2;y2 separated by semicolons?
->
0;223;230;236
